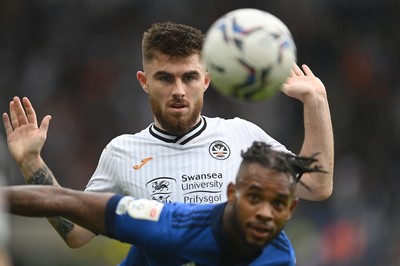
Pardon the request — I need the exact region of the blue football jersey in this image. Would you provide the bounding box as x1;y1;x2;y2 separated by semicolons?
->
105;195;296;266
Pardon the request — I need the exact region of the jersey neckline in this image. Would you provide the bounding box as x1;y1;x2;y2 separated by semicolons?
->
149;116;207;145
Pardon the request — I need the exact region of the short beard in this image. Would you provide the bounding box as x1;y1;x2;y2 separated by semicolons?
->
150;96;203;135
230;204;265;251
230;204;248;245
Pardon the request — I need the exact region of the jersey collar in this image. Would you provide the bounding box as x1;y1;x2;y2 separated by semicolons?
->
149;116;207;145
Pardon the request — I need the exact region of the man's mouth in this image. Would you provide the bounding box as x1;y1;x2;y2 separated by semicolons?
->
171;103;186;108
248;224;274;239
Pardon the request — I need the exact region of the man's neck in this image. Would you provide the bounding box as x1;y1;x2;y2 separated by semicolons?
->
221;206;262;262
153;115;202;136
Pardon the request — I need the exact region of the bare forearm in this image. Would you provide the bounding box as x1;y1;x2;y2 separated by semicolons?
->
20;161;77;240
4;186;112;236
19;163;96;247
18;157;61;187
298;94;334;200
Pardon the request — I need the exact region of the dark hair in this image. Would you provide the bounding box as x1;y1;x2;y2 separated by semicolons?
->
142;22;204;64
241;141;326;185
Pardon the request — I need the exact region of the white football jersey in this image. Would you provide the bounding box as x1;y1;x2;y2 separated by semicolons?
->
85;116;289;204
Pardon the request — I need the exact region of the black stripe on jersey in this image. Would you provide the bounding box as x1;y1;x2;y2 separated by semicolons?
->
149;116;207;145
179;117;207;145
171;208;213;228
149;127;176;143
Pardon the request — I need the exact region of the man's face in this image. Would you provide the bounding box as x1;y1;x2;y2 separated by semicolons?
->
228;163;297;250
137;52;210;135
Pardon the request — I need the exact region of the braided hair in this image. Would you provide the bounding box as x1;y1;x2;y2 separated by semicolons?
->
240;141;326;189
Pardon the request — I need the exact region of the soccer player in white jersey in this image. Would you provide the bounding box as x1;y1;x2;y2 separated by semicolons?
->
2;22;334;262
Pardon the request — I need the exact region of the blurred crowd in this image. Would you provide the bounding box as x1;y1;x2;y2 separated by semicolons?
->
1;0;399;265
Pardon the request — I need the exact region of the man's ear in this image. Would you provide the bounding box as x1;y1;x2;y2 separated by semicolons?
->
286;197;299;220
204;72;211;92
227;183;236;204
137;71;148;93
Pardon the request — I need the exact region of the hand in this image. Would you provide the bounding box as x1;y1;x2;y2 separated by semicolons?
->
2;97;51;167
281;64;327;103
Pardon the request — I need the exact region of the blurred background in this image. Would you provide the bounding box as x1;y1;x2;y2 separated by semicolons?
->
1;0;399;265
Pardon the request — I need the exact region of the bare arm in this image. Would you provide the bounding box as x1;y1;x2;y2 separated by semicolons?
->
3;185;114;236
26;164;97;247
282;64;334;200
2;97;96;247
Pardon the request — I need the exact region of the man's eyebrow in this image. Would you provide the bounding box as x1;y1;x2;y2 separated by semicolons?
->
153;70;200;77
153;71;172;77
247;184;263;192
275;193;290;200
247;184;290;198
183;70;200;76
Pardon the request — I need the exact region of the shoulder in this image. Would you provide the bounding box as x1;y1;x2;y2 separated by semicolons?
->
169;203;215;227
204;116;289;153
203;116;258;129
104;125;153;149
204;116;269;140
111;125;153;142
270;230;294;253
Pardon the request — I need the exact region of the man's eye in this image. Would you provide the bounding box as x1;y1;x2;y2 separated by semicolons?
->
160;76;171;82
273;201;286;210
248;194;260;203
183;75;197;82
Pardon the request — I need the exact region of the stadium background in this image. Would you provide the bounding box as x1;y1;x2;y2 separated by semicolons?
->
1;0;399;265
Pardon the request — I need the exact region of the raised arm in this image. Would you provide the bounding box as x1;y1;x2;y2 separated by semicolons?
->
281;64;334;200
2;97;96;247
3;185;113;236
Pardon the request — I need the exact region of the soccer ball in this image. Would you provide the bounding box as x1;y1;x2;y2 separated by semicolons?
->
202;8;297;102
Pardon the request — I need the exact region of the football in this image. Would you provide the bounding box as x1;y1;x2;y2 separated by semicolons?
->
202;8;297;102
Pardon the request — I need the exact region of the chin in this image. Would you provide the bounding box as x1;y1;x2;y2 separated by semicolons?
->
244;239;269;250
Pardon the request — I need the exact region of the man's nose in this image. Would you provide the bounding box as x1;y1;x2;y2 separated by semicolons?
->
256;203;273;221
172;79;186;97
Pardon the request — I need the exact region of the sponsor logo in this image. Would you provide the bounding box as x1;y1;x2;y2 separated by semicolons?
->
152;180;170;192
181;172;224;204
126;198;164;221
181;172;223;182
146;172;226;204
183;191;222;204
133;157;153;170
146;177;176;203
209;141;230;160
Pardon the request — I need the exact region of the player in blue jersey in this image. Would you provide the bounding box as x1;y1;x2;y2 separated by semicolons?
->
2;22;333;264
3;142;325;266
